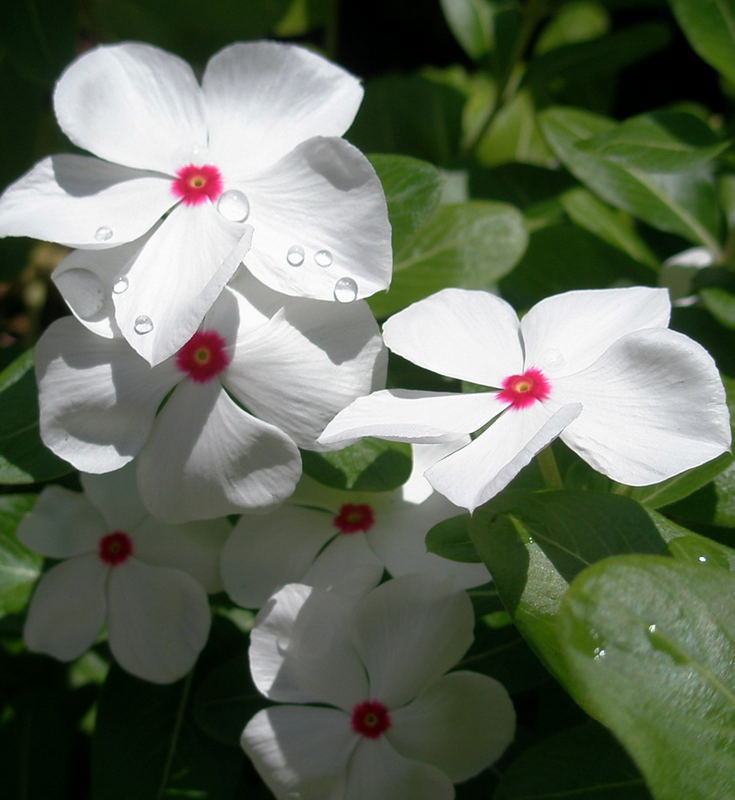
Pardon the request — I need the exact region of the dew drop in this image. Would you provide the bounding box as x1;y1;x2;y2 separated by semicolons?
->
314;249;333;267
134;315;154;335
333;277;358;303
648;623;657;634
95;226;113;242
217;190;250;222
287;245;305;267
542;348;564;369
697;555;708;563
593;647;607;661
112;276;129;294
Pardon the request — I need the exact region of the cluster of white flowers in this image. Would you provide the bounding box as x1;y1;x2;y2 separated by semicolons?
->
1;40;731;800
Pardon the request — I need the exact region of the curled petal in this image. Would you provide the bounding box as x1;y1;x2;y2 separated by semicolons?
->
80;464;149;532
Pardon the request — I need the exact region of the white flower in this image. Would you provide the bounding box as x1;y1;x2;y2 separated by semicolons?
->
19;465;228;684
35;274;386;523
320;287;731;511
0;41;391;364
241;575;515;800
221;442;488;609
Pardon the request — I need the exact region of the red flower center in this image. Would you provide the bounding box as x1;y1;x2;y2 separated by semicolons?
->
171;164;223;206
497;367;551;409
99;531;133;566
351;700;391;739
333;503;374;534
175;330;230;383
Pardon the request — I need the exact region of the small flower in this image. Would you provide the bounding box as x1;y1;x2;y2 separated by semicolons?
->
35;274;386;523
19;465;228;684
0;41;391;364
319;287;732;511
221;442;487;609
241;575;515;800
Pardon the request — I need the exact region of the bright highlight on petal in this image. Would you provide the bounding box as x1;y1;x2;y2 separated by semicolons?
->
351;700;391;738
334;503;374;534
98;531;133;566
497;368;551;409
171;164;223;205
175;329;230;382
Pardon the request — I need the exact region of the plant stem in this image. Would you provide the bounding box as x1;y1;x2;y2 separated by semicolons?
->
536;446;563;490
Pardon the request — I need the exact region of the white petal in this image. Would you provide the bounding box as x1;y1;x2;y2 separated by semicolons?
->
54;43;207;173
203;42;363;175
132;517;230;593
107;559;210;684
243;137;391;300
221;505;335;609
351;575;474;708
343;737;454;800
383;288;523;386
250;583;368;709
318;390;500;447
226;298;386;450
35;317;179;473
80;463;149;532
556;328;732;485
137;380;301;523
389;671;515;781
18;485;105;558
112;207;251;365
302;534;384;598
0;155;173;246
402;439;471;504
24;554;107;661
241;706;354;800
426;402;582;511
520;287;671;377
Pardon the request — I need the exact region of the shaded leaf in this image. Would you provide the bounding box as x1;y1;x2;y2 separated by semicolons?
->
669;0;735;86
0;494;41;617
426;513;478;562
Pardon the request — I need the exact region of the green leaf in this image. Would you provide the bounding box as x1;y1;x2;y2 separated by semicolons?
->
664;459;735;527
0;494;41;617
439;0;492;59
669;0;735;86
535;1;610;54
539;106;723;253
370;201;527;318
368;155;442;251
494;721;651;800
425;513;479;562
700;285;735;328
557;555;735;800
301;438;412;492
0;350;73;484
577;111;731;173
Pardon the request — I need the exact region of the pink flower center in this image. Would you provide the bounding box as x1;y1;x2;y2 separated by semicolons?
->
99;531;133;566
171;164;223;206
351;701;391;738
497;367;551;409
333;503;374;534
175;330;230;383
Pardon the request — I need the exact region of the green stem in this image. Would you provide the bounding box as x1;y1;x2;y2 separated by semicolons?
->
536;446;563;490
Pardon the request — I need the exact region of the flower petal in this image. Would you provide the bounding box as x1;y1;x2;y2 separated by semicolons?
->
250;583;368;709
112;206;252;365
556;328;732;485
136;380;301;523
426;401;582;511
221;506;335;609
80;464;149;532
107;559;210;684
318;390;501;447
226;296;386;450
302;534;384;598
343;737;454;800
243;137;391;300
241;705;354;800
0;155;173;246
203;42;363;176
54;42;207;174
18;485;105;558
389;671;515;782
24;554;107;661
35;317;179;473
521;287;671;377
351;575;475;708
402;439;471;504
383;288;523;386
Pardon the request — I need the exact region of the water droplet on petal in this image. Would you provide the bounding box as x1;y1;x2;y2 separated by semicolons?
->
333;277;358;303
216;190;250;222
134;315;154;335
112;276;129;294
54;269;106;320
95;226;113;242
541;348;564;369
287;245;305;267
314;249;333;267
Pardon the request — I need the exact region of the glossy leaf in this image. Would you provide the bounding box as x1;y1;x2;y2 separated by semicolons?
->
0;493;41;617
669;0;735;86
425;513;478;562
